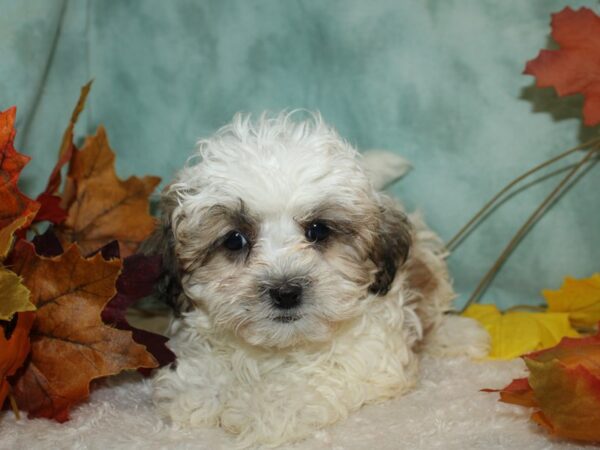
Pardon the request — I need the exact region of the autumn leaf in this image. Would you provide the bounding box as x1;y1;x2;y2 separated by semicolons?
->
43;81;92;197
34;193;67;225
0;107;40;229
482;377;537;408
527;335;600;441
30;231;173;371
102;253;163;323
34;81;93;225
0;215;35;409
0;214;29;261
462;304;579;359
0;268;34;321
0;312;34;409
55;126;160;257
78;239;174;372
9;241;157;421
490;332;600;443
524;7;600;126
544;274;600;328
0;215;35;321
101;250;175;372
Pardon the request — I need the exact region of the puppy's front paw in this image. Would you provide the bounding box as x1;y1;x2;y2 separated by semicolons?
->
219;385;340;447
152;367;223;428
424;314;490;359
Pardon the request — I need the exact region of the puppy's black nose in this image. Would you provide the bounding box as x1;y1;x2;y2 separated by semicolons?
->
269;285;302;309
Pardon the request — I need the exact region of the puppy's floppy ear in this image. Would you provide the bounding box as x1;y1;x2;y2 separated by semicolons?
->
141;191;188;315
369;196;412;295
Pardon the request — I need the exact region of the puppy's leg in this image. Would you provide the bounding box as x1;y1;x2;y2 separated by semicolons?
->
220;381;341;447
152;350;228;428
406;215;490;359
424;314;490;358
407;252;490;358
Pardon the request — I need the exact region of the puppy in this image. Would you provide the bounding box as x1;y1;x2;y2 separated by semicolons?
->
145;112;489;447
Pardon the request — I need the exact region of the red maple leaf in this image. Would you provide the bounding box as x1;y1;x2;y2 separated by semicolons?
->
486;329;600;443
34;193;68;224
524;7;600;126
0;107;40;229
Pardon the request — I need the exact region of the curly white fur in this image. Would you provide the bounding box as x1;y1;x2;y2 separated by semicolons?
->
148;112;489;447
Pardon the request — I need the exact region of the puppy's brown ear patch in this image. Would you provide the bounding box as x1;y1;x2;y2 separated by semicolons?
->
369;198;411;295
140;194;188;315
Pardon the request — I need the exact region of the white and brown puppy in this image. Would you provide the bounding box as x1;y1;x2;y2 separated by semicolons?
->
145;112;489;447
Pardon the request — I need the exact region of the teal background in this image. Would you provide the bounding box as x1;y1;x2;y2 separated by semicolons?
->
1;0;598;309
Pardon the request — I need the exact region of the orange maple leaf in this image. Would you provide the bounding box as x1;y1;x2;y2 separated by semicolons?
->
482;377;536;408
0;107;40;229
524;7;600;126
55;126;160;257
0;312;34;409
489;330;600;443
9;241;157;421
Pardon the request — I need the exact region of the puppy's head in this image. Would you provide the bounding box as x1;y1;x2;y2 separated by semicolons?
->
147;113;411;348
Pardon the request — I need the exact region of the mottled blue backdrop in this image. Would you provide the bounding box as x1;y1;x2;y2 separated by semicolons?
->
1;0;598;309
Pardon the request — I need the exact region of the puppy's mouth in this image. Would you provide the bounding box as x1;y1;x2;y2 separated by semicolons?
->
273;314;302;323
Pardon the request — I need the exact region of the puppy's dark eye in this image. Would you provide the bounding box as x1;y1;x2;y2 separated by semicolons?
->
223;231;248;251
306;222;330;243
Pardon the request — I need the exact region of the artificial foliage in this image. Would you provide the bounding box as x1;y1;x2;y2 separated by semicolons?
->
9;241;157;422
465;7;600;444
463;304;579;360
54;126;160;257
463;274;600;360
524;7;600;126
0;86;174;422
484;332;600;442
0;6;599;446
544;274;600;328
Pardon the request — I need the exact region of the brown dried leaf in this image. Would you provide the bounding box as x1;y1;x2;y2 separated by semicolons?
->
56;126;160;257
10;241;157;421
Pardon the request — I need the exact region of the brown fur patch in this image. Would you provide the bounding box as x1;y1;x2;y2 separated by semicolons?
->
406;256;439;300
368;196;412;295
176;200;258;269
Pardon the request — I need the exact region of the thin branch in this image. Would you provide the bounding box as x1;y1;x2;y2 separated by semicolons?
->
459;145;598;313
446;137;600;251
503;304;546;313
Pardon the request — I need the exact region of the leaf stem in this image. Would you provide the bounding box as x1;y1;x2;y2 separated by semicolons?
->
58;80;93;161
8;390;20;420
459;145;598;313
446;137;600;251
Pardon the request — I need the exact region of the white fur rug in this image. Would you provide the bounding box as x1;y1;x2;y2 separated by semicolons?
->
0;356;587;450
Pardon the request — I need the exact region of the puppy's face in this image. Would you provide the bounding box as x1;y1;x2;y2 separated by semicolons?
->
152;114;410;348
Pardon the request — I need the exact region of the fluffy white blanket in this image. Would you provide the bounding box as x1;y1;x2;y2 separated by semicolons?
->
0;356;586;449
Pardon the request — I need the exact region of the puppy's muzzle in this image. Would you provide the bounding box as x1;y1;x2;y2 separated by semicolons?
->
269;284;302;310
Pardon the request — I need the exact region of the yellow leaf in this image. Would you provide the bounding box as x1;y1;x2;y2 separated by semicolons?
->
0;215;29;261
544;274;600;328
463;304;579;359
0;267;34;321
